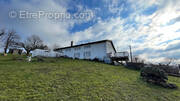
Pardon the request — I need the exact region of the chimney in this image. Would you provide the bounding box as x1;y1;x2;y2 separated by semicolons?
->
71;41;73;47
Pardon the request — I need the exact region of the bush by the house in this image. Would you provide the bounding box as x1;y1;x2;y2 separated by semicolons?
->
92;58;99;62
140;66;178;89
92;58;104;63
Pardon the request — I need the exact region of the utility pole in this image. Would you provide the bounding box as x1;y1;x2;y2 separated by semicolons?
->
129;45;133;62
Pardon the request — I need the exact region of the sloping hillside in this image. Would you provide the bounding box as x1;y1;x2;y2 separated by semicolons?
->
0;55;180;101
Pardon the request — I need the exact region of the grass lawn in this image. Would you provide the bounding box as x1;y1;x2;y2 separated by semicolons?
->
0;54;180;101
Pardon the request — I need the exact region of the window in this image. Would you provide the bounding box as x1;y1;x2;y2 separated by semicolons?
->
65;48;71;52
74;47;81;51
74;53;80;58
84;51;91;58
84;45;91;49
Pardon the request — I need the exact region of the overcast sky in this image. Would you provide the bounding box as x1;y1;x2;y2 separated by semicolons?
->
0;0;180;64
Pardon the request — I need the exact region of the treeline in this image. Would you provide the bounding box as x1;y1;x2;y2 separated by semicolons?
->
0;29;47;55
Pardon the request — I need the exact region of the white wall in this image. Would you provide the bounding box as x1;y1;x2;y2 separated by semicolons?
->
58;42;108;61
106;41;116;54
89;42;107;60
32;49;62;57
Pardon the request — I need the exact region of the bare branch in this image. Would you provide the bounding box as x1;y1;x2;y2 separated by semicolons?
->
19;34;46;55
3;30;20;53
0;29;5;37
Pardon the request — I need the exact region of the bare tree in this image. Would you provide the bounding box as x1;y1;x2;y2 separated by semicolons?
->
3;30;20;54
19;35;47;55
0;29;6;46
0;29;5;37
164;58;174;66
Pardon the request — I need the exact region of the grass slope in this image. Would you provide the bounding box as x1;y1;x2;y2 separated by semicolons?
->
0;55;180;101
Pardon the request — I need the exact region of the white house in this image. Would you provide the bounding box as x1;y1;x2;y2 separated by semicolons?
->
54;40;128;63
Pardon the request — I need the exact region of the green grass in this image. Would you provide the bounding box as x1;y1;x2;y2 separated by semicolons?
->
0;54;180;101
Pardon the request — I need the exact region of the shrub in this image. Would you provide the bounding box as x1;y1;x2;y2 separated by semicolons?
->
92;58;104;62
74;57;79;60
92;58;100;62
141;66;168;82
140;66;178;89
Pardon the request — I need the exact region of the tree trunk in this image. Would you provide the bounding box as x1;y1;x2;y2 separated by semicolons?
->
4;40;9;54
4;47;7;54
26;51;30;56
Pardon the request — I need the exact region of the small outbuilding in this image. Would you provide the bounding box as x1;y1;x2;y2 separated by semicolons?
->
32;49;62;57
8;48;23;55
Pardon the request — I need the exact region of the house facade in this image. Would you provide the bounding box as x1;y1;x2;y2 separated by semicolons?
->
54;40;116;63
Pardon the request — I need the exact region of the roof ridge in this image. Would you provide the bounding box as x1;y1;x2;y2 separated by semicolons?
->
54;40;113;50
